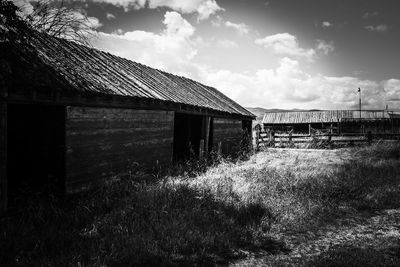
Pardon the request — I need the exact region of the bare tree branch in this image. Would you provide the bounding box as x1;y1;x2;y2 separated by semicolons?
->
23;0;97;46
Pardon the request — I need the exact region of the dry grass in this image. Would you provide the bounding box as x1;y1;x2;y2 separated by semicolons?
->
1;142;400;266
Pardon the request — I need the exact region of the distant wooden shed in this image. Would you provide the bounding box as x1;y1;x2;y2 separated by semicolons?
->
262;110;400;134
0;27;254;212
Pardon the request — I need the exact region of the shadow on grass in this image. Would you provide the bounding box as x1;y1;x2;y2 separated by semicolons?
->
0;177;288;266
306;242;400;267
297;158;400;213
288;145;400;231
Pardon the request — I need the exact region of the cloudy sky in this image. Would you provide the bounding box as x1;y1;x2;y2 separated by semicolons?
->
14;0;400;110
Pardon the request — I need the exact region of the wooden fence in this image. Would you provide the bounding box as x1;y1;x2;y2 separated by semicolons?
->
255;129;400;149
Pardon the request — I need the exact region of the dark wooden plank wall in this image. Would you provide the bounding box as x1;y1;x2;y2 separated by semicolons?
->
65;107;174;192
341;119;400;134
0;102;6;213
213;118;244;156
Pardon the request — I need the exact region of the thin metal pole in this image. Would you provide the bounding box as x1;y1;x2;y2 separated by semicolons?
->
358;87;362;120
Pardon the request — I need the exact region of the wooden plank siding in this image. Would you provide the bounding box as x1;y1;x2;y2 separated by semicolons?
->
213;118;244;156
0;102;6;213
65;107;174;192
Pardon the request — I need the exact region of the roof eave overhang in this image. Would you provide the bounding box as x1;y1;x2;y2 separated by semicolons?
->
3;87;255;120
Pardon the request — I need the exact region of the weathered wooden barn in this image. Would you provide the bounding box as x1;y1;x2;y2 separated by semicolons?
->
0;28;254;212
262;110;400;134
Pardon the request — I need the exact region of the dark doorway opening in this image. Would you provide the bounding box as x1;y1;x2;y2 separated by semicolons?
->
7;104;65;207
173;113;214;163
173;113;203;162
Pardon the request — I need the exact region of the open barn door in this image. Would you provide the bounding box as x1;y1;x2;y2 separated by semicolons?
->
7;104;65;207
173;113;213;163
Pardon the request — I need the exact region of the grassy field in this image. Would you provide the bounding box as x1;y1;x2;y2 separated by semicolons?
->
1;142;400;266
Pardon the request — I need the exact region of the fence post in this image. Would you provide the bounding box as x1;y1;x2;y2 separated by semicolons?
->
270;130;275;147
308;124;311;136
288;130;293;147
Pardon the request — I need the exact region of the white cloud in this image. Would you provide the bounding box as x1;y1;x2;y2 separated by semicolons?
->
212;17;253;36
86;15;102;29
112;28;124;35
363;11;378;19
106;12;116;20
92;0;223;20
211;15;223;27
216;39;238;49
93;11;200;78
225;21;250;35
148;0;223;21
255;33;334;61
316;40;334;55
321;21;333;28
194;0;224;20
365;24;388;33
92;0;145;10
201;57;397;110
255;33;316;61
162;11;195;37
384;79;400;102
204;57;321;108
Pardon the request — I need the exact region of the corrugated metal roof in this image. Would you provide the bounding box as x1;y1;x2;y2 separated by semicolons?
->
5;30;254;118
262;110;391;124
